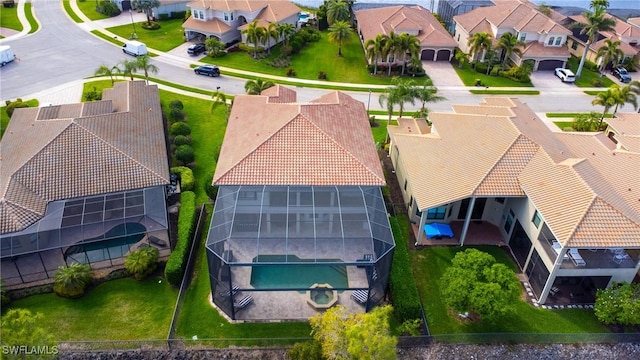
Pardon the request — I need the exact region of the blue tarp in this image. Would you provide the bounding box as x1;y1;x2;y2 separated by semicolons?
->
424;223;454;239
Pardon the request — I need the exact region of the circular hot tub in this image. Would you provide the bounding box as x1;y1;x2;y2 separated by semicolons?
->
306;283;338;309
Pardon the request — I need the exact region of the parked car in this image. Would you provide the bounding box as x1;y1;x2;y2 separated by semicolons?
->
187;43;206;56
194;65;220;77
122;40;147;57
555;68;575;83
611;67;631;83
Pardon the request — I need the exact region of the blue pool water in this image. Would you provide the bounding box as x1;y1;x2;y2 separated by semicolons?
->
250;255;348;290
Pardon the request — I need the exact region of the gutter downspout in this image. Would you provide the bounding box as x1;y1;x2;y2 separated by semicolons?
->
460;197;475;246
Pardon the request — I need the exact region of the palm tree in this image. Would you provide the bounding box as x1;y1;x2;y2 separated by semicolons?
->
212;90;231;122
574;5;616;78
53;263;93;298
398;33;420;76
125;246;159;280
94;64;120;85
328;21;353;57
132;0;159;26
591;87;618;129
611;84;639;115
383;31;400;76
496;32;524;70
364;34;386;75
244;78;275;95
467;32;492;66
265;22;279;54
595;39;623;73
326;0;350;25
277;23;296;47
119;59;138;80
205;37;226;57
454;49;469;69
242;20;265;58
414;79;446;118
135;55;158;84
379;78;418;142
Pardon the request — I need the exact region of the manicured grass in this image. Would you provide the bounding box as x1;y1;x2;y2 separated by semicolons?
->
63;0;83;23
546;112;613;118
566;57;615;88
453;63;533;87
201;32;393;85
0;4;23;31
407;239;609;335
469;89;539;95
106;19;186;52
25;3;38;33
1;99;39;139
554;121;574;130
91;29;124;45
75;0;110;21
584;90;605;95
175;210;312;345
3;276;179;341
371;118;393;146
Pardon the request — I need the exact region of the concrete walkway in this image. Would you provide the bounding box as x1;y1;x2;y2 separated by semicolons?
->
0;0;32;44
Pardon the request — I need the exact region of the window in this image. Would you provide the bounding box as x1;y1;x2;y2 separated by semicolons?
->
547;37;554;46
403;179;408;191
504;210;514;233
415;207;422;217
532;210;542;228
555;37;562;46
230;12;234;21
426;206;447;220
409;196;413;208
519;33;526;42
224;13;229;21
571;40;578;50
238;191;257;200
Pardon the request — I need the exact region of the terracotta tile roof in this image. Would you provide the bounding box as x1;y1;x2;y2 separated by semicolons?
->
520;41;570;58
389;97;640;248
452;104;515;117
355;5;456;48
608;113;640;152
260;84;297;103
187;0;300;22
0;81;170;234
183;16;231;34
592;37;637;56
213;88;384;186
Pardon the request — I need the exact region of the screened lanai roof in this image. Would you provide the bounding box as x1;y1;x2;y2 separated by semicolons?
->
206;186;395;264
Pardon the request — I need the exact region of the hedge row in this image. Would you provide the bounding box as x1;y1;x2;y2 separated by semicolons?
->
164;191;197;286
389;215;422;322
170;166;194;191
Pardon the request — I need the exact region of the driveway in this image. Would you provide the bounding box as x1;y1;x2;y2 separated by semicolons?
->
530;71;577;92
422;61;465;88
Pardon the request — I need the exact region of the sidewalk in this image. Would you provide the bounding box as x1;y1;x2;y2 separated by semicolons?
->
0;0;32;44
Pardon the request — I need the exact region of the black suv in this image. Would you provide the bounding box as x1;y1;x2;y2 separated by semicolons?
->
187;43;206;56
611;66;631;83
194;65;220;77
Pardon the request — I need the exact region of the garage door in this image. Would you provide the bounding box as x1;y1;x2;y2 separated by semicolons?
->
421;49;435;61
537;60;564;71
436;49;451;61
122;1;132;11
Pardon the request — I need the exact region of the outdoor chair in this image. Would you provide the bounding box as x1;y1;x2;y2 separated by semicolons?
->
233;295;253;310
613;254;630;264
218;283;239;297
351;290;368;305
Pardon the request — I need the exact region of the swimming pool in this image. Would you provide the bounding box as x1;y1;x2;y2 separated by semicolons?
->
250;255;348;290
65;223;146;264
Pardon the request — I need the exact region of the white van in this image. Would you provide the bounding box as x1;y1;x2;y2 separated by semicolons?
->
122;41;148;57
0;45;16;67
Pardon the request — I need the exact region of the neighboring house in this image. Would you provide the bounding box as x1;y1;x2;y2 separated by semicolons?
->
388;98;640;305
437;0;494;34
112;0;189;17
183;0;300;47
560;13;640;69
205;86;395;321
355;5;458;62
453;1;572;70
0;81;171;286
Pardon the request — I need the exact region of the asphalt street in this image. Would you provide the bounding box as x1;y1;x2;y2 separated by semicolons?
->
0;0;612;114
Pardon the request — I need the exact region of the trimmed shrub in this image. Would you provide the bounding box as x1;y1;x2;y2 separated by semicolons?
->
286;68;297;77
169;108;186;122
287;340;323;360
164;191;197;286
83;86;102;102
389;216;422;322
171;11;186;19
317;71;327;80
204;172;218;201
158;13;169;21
173;135;192;146
125;246;159;280
53;263;93;298
96;0;120;17
170;122;191;136
5;98;30;117
170;166;195;191
141;22;161;30
591;78;603;87
175;144;195;164
169;100;184;110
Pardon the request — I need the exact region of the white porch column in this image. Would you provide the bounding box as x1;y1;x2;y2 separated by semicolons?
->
415;210;427;246
432;50;437;61
539;250;565;304
459;197;475;246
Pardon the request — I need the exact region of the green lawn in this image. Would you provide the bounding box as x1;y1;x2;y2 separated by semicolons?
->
24;3;38;33
175;209;312;345
75;0;110;21
469;89;539;95
0;4;23;31
106;19;186;52
566;57;615;88
1;99;39;139
63;0;83;23
4;276;178;341
453;63;533;87
202;32;393;85
546;112;613;118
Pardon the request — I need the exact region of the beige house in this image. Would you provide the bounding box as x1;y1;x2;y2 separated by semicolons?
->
388;98;640;305
355;5;457;62
183;0;300;46
453;1;571;70
0;81;171;285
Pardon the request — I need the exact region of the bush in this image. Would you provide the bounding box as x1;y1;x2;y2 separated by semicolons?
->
170;166;195;191
286;68;297;77
164;191;197;286
175;144;195;164
5;98;30;117
170;122;191;136
317;71;327;80
267;56;291;68
171;11;186;19
594;282;640;326
173;135;192;146
83;86;102;101
204;172;218;201
125;246;159;280
490;66;501;76
53;263;93;298
591;78;604;87
475;62;488;74
287;340;323;360
389;216;422;322
169;100;184;110
96;0;120;17
169;108;186;122
158;13;169;21
141;21;161;30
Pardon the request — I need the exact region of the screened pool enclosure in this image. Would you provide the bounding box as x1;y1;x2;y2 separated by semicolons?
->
206;185;395;320
1;186;169;285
